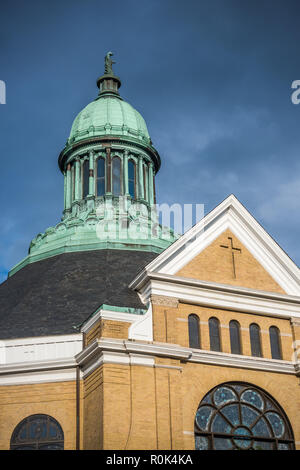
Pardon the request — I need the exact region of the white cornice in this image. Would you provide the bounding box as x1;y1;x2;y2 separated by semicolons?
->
0;336;296;384
132;272;300;319
0;333;82;347
81;305;153;342
0;357;77;375
75;337;297;378
0;357;78;386
129;195;300;296
81;308;143;334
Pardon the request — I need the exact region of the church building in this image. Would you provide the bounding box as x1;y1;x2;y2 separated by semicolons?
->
0;54;299;450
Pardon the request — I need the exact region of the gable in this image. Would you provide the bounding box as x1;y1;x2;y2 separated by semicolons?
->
176;228;286;294
139;195;300;296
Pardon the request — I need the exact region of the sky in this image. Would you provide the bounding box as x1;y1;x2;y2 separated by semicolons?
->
0;0;300;282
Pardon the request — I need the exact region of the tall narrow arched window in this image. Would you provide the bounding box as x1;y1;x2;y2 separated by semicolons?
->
188;314;200;349
82;160;89;198
112;156;122;196
250;323;262;357
209;317;221;352
72;165;75;201
143;164;148;201
128;159;136;199
269;326;282;360
10;414;64;450
229;320;242;355
97;157;105;196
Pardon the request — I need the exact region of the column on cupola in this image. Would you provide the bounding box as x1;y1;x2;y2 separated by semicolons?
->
124;150;129;195
74;158;81;201
138;155;144;199
65;163;72;210
88;150;95;196
148;162;154;205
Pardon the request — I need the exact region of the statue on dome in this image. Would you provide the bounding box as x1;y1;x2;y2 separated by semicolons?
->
104;51;115;75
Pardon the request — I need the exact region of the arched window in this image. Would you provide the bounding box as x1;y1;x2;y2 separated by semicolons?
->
72;165;75;201
250;323;262;357
112;156;122;196
128;159;136;199
194;382;295;450
143;164;148;201
10;414;64;450
269;326;282;360
82;159;89;198
97;157;105;196
229;320;242;355
188;314;200;349
209;317;221;352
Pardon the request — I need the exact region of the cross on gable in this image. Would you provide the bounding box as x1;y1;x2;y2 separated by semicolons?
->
220;236;242;279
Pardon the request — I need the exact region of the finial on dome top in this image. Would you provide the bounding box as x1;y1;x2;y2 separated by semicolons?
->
104;52;115;75
96;52;121;98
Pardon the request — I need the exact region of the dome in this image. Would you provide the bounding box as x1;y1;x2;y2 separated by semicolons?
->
68;95;151;145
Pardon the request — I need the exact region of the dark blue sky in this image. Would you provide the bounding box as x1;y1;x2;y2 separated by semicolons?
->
1;0;300;281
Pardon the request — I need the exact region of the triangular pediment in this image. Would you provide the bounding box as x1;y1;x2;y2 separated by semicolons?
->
176;228;285;294
143;195;300;296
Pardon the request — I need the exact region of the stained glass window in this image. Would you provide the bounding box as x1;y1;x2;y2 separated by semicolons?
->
194;382;294;450
112;156;122;196
209;317;221;352
269;326;282;360
97;157;105;196
250;323;262;357
82;160;89;198
10;414;64;450
128;160;135;199
229;320;242;355
188;314;200;349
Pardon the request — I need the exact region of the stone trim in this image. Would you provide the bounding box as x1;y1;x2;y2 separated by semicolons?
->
151;295;179;308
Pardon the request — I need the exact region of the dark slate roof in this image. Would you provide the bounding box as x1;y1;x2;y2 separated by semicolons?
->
0;249;157;340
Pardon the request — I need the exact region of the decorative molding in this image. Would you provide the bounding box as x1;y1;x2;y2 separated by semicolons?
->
290;317;300;327
81;305;153;342
132;272;300;320
81;308;141;334
151;295;179;308
75;337;297;379
0;368;77;387
0;334;297;384
0;357;78;386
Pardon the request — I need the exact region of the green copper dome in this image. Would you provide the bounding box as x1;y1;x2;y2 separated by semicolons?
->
68;95;151;145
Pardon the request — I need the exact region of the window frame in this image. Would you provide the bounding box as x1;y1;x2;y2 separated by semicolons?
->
112;155;122;196
96;156;106;197
250;323;263;358
188;314;201;349
269;326;282;360
229;320;242;355
10;414;64;450
209;317;222;352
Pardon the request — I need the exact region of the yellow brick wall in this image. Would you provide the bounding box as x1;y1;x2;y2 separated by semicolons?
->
152;301;293;361
83;367;103;449
177;228;286;294
0;380;81;450
81;360;300;450
85;320;131;346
